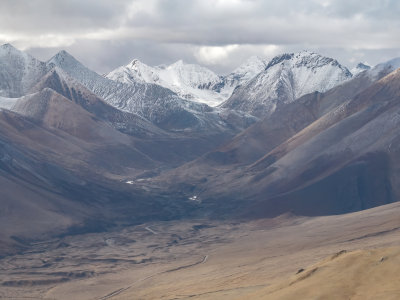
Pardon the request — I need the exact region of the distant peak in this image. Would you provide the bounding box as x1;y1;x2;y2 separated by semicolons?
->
298;49;317;55
0;43;37;61
266;53;294;69
351;62;372;76
1;43;14;49
54;50;74;59
356;62;371;69
171;59;185;66
0;43;22;53
292;50;324;60
157;64;167;69
50;50;80;64
48;50;81;66
129;58;141;66
263;50;351;76
127;59;153;70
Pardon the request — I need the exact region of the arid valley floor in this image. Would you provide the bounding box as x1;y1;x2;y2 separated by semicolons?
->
1;201;400;300
3;2;400;299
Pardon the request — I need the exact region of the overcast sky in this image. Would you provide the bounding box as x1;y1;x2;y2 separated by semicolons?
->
1;0;400;74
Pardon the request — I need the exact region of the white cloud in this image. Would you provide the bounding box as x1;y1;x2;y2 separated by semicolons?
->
0;33;75;49
262;45;280;57
194;45;239;65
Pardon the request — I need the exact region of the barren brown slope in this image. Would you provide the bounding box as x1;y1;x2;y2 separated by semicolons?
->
239;68;400;217
154;67;400;218
0;110;198;257
37;201;400;300
0;110;90;255
0;89;204;256
199;60;398;167
10;88;157;173
241;247;400;300
30;68;168;138
154;63;399;197
0;171;86;256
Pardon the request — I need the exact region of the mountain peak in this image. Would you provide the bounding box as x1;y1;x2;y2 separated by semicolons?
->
169;60;185;68
266;51;339;70
0;44;50;97
46;49;109;92
128;58;142;67
223;51;352;117
107;57;224;105
356;62;371;69
351;62;371;76
0;43;28;58
266;53;295;69
298;49;317;55
58;49;69;56
1;43;15;49
51;50;77;63
47;50;88;75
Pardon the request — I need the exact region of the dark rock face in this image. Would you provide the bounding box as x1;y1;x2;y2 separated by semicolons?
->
246;152;395;218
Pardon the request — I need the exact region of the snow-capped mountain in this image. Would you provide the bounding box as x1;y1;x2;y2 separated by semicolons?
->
0;59;168;139
48;51;206;129
107;59;224;106
0;44;50;97
48;50;256;133
0;45;253;136
106;57;267;107
222;51;353;117
351;63;371;76
108;59;221;89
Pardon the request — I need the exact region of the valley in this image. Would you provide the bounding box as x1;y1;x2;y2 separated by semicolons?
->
1;40;400;299
1;202;400;299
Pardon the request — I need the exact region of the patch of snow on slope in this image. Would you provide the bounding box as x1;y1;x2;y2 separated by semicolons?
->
0;96;17;110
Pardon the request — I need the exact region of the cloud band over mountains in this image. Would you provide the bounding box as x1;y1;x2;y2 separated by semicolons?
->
1;0;400;73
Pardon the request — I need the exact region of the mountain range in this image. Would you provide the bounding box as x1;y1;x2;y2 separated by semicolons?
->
106;56;267;106
157;56;400;218
0;42;399;257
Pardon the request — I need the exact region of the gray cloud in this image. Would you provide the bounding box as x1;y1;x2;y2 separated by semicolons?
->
1;0;400;74
0;0;129;33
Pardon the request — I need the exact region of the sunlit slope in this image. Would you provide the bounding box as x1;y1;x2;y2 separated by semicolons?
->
241;247;400;300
